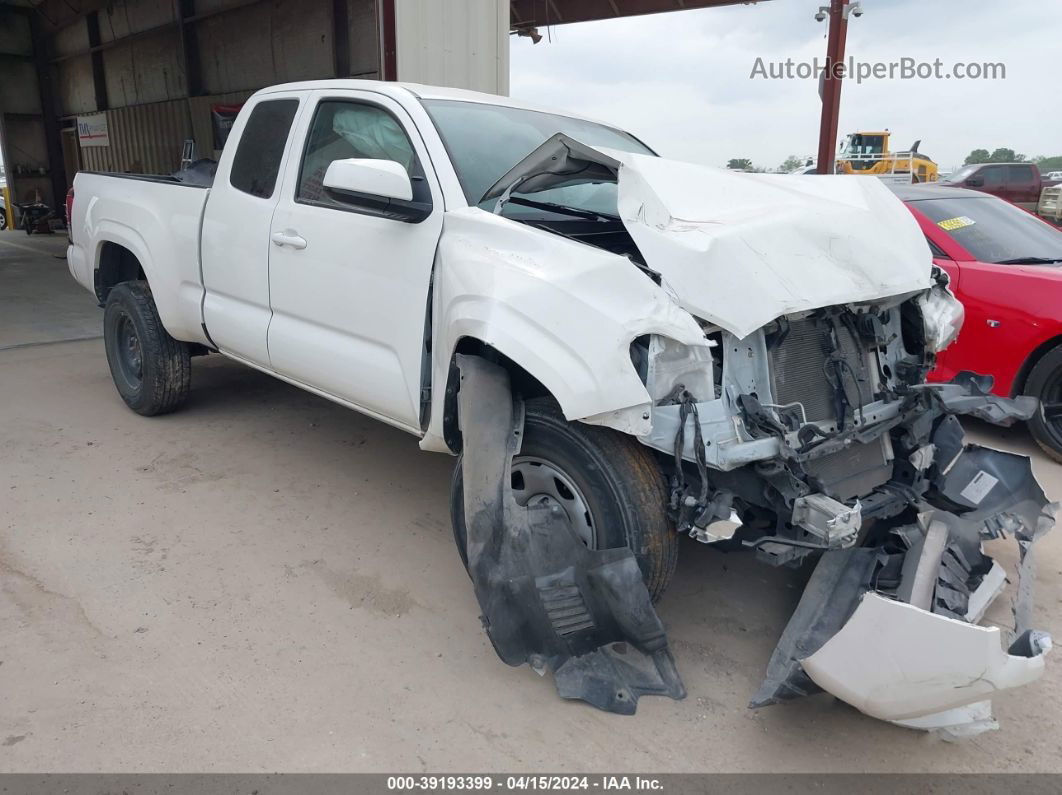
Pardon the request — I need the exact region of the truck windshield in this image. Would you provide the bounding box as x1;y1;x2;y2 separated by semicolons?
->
940;165;978;184
421;99;654;219
914;195;1062;264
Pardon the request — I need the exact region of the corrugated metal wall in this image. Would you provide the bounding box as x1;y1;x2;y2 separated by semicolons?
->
394;0;509;95
78;89;254;175
55;0;506;180
55;0;379;179
80;99;189;174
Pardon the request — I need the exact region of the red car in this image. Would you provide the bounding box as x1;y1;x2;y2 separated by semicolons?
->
895;184;1062;461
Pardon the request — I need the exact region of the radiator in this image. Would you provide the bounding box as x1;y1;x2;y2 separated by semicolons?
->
769;316;890;500
768;317;871;425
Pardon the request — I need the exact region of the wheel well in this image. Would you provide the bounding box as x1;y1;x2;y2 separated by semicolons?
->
1012;334;1062;397
442;338;550;453
94;242;146;303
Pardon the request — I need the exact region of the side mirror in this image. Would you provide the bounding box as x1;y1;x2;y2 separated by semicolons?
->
323;158;413;201
320;158;431;223
965;176;984;187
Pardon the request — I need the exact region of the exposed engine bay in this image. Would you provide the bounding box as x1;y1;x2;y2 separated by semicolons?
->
454;134;1057;735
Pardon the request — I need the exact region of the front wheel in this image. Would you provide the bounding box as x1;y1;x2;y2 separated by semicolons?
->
103;281;191;416
1025;343;1062;463
450;398;678;602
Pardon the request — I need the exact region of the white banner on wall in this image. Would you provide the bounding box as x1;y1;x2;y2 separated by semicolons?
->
77;114;110;147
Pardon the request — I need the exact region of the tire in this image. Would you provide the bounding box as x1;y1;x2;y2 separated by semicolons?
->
450;397;678;602
1025;343;1062;463
0;210;7;231
103;281;191;416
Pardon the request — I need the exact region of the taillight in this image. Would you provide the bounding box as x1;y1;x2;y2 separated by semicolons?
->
65;187;74;227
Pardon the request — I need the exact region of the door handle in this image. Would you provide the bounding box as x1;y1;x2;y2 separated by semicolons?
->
271;231;307;250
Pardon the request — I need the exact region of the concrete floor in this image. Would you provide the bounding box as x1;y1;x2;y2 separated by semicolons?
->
1;229;1061;772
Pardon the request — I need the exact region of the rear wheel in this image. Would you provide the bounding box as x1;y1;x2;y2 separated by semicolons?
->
450;397;678;602
1025;342;1062;463
103;281;191;416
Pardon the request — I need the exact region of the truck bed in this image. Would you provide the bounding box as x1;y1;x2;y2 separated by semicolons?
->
67;170;213;346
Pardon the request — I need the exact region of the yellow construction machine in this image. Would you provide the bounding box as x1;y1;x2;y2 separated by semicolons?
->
836;131;939;184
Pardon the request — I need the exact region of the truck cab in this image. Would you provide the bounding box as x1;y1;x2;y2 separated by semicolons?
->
942;162;1046;209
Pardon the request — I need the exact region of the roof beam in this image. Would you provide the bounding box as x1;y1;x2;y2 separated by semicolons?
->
510;0;766;29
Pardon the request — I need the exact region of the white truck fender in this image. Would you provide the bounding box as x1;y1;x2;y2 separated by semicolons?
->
419;208;707;453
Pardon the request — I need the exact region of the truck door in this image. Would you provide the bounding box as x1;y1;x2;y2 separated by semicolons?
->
200;93;305;367
1007;164;1039;210
266;89;444;432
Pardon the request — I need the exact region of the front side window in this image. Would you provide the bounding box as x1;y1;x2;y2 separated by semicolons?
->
982;166;1005;187
298;101;417;204
229;99;299;198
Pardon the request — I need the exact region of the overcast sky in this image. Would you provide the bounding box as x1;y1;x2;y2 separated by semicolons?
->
509;0;1059;172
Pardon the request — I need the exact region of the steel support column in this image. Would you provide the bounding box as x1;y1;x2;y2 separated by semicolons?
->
815;0;849;175
333;0;351;77
378;0;397;80
177;0;204;97
29;12;67;205
85;11;109;111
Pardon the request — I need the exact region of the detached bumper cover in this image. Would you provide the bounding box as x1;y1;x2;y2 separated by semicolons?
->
802;592;1047;722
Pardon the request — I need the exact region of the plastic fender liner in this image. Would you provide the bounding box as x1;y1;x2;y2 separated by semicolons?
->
926;442;1059;640
917;371;1038;426
455;354;685;714
752;440;1056;733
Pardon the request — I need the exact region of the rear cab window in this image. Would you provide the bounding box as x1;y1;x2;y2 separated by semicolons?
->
1008;164;1036;184
230;99;300;198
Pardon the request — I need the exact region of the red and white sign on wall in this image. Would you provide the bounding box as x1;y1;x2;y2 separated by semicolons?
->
77;114;110;147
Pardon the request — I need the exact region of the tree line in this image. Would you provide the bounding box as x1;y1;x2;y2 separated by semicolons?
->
726;156;806;173
963;149;1062;171
725;151;1062;173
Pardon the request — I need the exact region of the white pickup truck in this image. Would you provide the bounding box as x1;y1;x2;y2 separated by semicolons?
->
68;80;1055;727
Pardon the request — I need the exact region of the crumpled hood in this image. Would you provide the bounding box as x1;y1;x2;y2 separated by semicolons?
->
484;135;933;339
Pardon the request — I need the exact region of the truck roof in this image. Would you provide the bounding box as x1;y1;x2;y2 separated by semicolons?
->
956;162;1037;169
254;79;606;125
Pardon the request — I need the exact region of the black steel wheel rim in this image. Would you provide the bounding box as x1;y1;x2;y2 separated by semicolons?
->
114;313;143;391
1043;366;1062;445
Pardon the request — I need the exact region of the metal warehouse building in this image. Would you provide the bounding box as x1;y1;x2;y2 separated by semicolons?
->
0;0;752;217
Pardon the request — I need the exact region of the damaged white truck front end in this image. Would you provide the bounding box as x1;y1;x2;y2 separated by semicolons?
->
70;82;1055;735
450;132;1056;733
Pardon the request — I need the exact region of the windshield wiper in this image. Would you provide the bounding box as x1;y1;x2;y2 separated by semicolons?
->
504;196;619;222
994;257;1062;265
